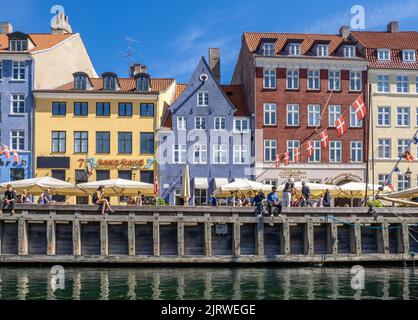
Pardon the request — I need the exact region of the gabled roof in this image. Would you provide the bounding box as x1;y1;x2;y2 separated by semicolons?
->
0;33;74;53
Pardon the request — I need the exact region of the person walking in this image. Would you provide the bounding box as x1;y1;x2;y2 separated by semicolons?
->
92;185;114;215
1;184;17;215
267;186;281;217
323;189;331;207
282;178;295;208
301;181;312;207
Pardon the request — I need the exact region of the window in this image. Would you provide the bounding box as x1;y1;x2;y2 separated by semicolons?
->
309;141;321;162
264;179;278;187
328;105;341;127
9;40;28;51
118;170;132;201
96;132;110;154
10;130;24;151
377;107;390;126
286;104;299;126
350;71;362;91
416;107;418;126
378;174;390;187
12;61;26;80
197;91;209;107
195;189;208;206
11;94;25;114
263;103;277;125
316;44;328;56
286;69;299;89
213;144;228;164
377;49;390;61
308;105;321;127
174;189;183;206
193;144;207;164
140;103;154;117
351;141;363;163
52;102;66;116
51;170;66;202
398;139;409;157
52;131;66;153
118;103;132;116
0;61;2;80
378;139;391;159
118;132;132;154
287;140;300;162
328;70;341;91
96;102;110;116
103;76;116;90
140;171;154;184
10;168;25;181
96;170;110;181
177;116;187;130
136;76;149;91
308;70;320;90
416;76;418;93
74;102;88;116
397;107;410;126
262;42;275;56
403;50;416;62
233;145;247;164
289;43;301;56
398;175;411;191
396;76;409;93
195;116;206;130
173;144;187;164
233;118;249;132
344;45;356;58
75;170;89;204
74;74;87;90
377;75;389;93
264;140;277;162
214;116;226;130
329;141;342;163
263;68;276;89
350;105;363;127
140;132;154;154
74;131;88;153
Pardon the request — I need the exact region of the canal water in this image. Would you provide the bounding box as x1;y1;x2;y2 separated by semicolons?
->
0;266;416;300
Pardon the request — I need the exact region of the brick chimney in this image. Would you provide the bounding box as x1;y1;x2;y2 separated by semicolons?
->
130;64;148;77
387;21;399;33
1;22;13;34
209;48;221;83
51;11;72;34
339;26;350;39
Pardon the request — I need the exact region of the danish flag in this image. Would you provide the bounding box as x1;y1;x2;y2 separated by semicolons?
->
13;150;19;163
307;140;314;158
0;145;3;156
4;146;10;159
283;152;290;166
275;154;280;168
335;115;347;137
403;150;415;162
319;130;329;149
294;148;301;163
353;95;367;121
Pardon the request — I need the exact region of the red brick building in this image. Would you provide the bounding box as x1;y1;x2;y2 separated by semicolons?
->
232;27;369;189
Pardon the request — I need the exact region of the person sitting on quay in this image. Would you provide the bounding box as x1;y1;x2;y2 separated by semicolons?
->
242;194;250;207
267;186;281;217
136;191;143;206
252;190;266;217
38;188;52;204
92;185;114;215
1;184;17;215
19;189;33;204
323;189;331;208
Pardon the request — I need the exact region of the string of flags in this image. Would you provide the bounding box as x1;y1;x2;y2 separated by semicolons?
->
275;95;366;167
0;144;21;165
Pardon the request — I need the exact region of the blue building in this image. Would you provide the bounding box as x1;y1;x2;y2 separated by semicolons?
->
158;52;253;205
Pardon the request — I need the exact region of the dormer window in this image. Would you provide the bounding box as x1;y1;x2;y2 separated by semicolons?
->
9;39;28;51
74;73;88;90
344;45;356;58
104;76;116;90
289;43;301;56
377;49;391;61
136;75;150;92
316;44;329;57
262;42;275;56
403;50;416;62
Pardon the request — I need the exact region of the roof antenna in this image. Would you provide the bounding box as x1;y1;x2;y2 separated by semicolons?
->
120;36;142;76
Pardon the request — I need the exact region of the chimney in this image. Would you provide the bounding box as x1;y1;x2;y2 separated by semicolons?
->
387;21;399;33
130;64;148;77
339;26;350;39
1;22;13;34
51;11;72;34
209;48;221;83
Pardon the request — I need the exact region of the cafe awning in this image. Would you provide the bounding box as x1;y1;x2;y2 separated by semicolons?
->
214;178;229;190
194;178;209;189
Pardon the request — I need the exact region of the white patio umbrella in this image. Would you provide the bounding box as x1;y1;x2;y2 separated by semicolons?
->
278;182;341;198
338;182;392;198
0;176;82;196
380;186;418;199
181;164;191;206
77;179;154;196
215;179;272;197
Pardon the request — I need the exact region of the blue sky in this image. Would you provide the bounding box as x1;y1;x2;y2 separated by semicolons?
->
1;0;418;83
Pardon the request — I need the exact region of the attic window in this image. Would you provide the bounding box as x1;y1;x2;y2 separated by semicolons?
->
226;91;233;96
74;74;88;90
136;75;150;92
262;42;275;56
377;49;391;61
289;43;301;56
9;39;28;51
103;76;116;90
403;50;416;62
316;44;329;57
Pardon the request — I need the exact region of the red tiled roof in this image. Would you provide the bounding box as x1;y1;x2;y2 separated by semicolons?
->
351;31;418;70
243;32;347;56
174;84;187;100
0;33;74;53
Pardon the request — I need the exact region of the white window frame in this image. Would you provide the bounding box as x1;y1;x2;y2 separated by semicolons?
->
173;144;187;164
350;105;363;128
289;43;301;56
214;116;226;130
328;105;341;127
377;106;391;127
378;174;390;187
286;69;299;90
233;145;247;164
398;174;411;191
287;140;300;162
213;144;228;164
197;91;209;107
286;104;299;126
329;141;342;163
177;116;187;130
378;139;391;159
350;141;363;163
377;75;389;93
12;61;26;81
193;144;207;164
10;130;25;151
396;75;409;93
263;103;277;126
263;68;276;89
328;70;341;91
9;40;28;51
316;44;329;57
350;71;362;92
233;117;249;133
403;50;416;62
264;140;277;162
10;94;25;114
308;69;320;90
344;45;356;58
308;104;321;127
377;49;391;61
195;116;206;130
262;42;275;56
398;139;409;157
397;107;410;127
308;140;321;163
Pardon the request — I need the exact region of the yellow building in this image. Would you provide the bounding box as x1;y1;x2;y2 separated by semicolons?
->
352;25;418;191
33;65;176;203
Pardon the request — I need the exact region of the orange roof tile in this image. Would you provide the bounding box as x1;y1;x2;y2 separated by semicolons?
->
0;33;74;53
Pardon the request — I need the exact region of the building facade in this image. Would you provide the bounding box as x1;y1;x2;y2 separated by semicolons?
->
0;18;96;183
33;66;176;203
158;55;252;206
351;22;418;191
232;29;369;194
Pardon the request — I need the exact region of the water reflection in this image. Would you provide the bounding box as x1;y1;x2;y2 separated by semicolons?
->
0;266;416;300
